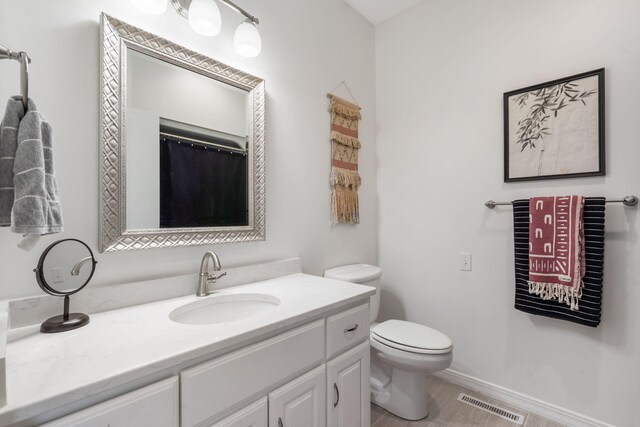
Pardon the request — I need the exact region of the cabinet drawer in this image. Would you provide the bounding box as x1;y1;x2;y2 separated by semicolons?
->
209;397;267;427
326;303;369;359
181;320;325;427
42;377;179;427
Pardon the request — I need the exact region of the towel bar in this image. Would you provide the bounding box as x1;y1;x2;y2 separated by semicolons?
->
485;195;638;209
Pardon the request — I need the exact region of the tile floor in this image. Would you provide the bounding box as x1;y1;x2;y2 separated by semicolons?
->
371;377;565;427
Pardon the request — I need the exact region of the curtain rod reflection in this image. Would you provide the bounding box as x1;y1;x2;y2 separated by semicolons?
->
160;131;247;155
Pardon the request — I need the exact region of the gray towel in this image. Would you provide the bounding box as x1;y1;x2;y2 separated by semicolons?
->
1;97;63;250
0;97;25;225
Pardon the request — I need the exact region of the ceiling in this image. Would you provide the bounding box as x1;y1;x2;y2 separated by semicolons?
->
344;0;424;25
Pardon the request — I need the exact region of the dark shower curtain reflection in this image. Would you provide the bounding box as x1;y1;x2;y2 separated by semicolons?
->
160;138;248;228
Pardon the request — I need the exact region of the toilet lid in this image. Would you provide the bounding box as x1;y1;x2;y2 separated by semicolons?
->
371;320;453;355
324;264;382;283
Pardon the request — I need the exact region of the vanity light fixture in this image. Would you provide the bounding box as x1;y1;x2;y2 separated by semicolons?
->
160;0;262;57
188;0;222;36
233;19;261;58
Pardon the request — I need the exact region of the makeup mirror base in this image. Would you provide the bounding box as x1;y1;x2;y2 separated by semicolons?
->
40;312;90;334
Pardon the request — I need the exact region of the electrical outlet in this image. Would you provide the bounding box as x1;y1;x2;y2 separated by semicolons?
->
52;267;64;283
460;253;472;271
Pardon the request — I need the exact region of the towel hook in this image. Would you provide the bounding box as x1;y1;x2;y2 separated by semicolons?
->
0;43;31;112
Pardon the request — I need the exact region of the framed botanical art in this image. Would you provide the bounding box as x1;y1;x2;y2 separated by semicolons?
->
504;69;605;182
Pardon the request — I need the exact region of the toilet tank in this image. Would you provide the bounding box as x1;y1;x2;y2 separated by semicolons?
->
323;264;382;322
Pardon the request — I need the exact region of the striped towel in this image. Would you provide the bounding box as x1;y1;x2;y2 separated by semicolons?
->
0;97;63;250
513;198;605;327
527;196;585;311
0;97;25;225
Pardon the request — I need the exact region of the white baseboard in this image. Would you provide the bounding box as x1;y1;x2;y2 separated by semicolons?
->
433;369;615;427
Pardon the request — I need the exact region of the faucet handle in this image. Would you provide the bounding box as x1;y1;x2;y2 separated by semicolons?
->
207;271;227;282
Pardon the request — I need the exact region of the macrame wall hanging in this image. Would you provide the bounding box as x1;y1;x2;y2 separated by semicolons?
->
328;90;362;224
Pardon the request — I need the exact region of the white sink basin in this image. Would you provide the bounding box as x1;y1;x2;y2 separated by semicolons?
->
169;293;281;325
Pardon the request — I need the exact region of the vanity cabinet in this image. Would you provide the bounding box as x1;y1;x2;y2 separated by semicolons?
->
268;365;326;427
41;376;179;427
42;303;370;427
182;305;371;427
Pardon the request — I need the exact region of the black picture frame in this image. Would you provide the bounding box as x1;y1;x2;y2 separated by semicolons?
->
504;68;605;182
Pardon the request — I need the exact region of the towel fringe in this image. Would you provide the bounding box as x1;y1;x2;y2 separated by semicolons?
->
527;280;584;311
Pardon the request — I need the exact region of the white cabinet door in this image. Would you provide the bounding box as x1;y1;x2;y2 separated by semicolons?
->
41;377;179;427
268;365;326;427
209;397;267;427
326;341;370;427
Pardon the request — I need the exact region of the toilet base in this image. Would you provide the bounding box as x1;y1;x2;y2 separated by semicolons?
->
370;337;453;421
371;367;429;420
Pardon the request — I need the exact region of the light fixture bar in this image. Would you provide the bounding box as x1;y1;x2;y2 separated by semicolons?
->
171;0;258;24
167;0;261;56
218;0;259;25
170;0;190;17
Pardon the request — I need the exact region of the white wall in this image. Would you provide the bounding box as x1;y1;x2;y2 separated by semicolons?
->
376;1;639;426
127;49;248;137
0;0;376;299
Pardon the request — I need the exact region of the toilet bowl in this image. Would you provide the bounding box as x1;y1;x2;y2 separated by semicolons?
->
324;264;453;421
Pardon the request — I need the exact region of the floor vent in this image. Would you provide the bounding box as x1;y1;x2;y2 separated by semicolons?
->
457;393;525;425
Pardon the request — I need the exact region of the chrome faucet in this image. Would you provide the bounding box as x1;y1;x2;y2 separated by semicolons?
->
197;251;227;297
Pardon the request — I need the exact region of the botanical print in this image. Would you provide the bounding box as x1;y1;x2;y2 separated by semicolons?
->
507;74;601;180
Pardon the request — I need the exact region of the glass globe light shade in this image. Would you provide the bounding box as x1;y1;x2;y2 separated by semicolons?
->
234;20;262;57
130;0;168;15
189;0;222;37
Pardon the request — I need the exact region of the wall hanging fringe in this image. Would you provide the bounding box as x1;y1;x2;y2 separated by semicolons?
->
328;94;362;224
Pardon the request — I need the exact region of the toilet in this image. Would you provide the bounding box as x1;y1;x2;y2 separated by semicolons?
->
324;264;453;421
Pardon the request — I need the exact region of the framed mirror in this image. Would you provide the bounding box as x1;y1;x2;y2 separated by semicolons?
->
99;14;265;252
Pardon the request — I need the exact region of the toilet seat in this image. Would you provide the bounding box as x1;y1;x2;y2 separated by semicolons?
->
371;320;453;355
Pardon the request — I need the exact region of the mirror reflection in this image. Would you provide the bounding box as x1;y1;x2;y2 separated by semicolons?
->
125;48;250;230
40;240;94;294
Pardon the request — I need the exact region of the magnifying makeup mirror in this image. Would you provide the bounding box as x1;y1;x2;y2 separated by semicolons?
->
33;239;97;333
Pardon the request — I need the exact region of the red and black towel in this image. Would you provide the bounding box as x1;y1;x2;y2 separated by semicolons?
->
512;198;605;327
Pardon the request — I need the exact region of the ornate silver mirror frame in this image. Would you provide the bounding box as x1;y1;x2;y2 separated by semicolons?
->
99;13;265;252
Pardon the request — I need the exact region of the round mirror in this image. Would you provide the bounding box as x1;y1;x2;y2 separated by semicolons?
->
34;239;97;333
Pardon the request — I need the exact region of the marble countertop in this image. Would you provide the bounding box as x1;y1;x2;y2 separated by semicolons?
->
0;273;374;426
